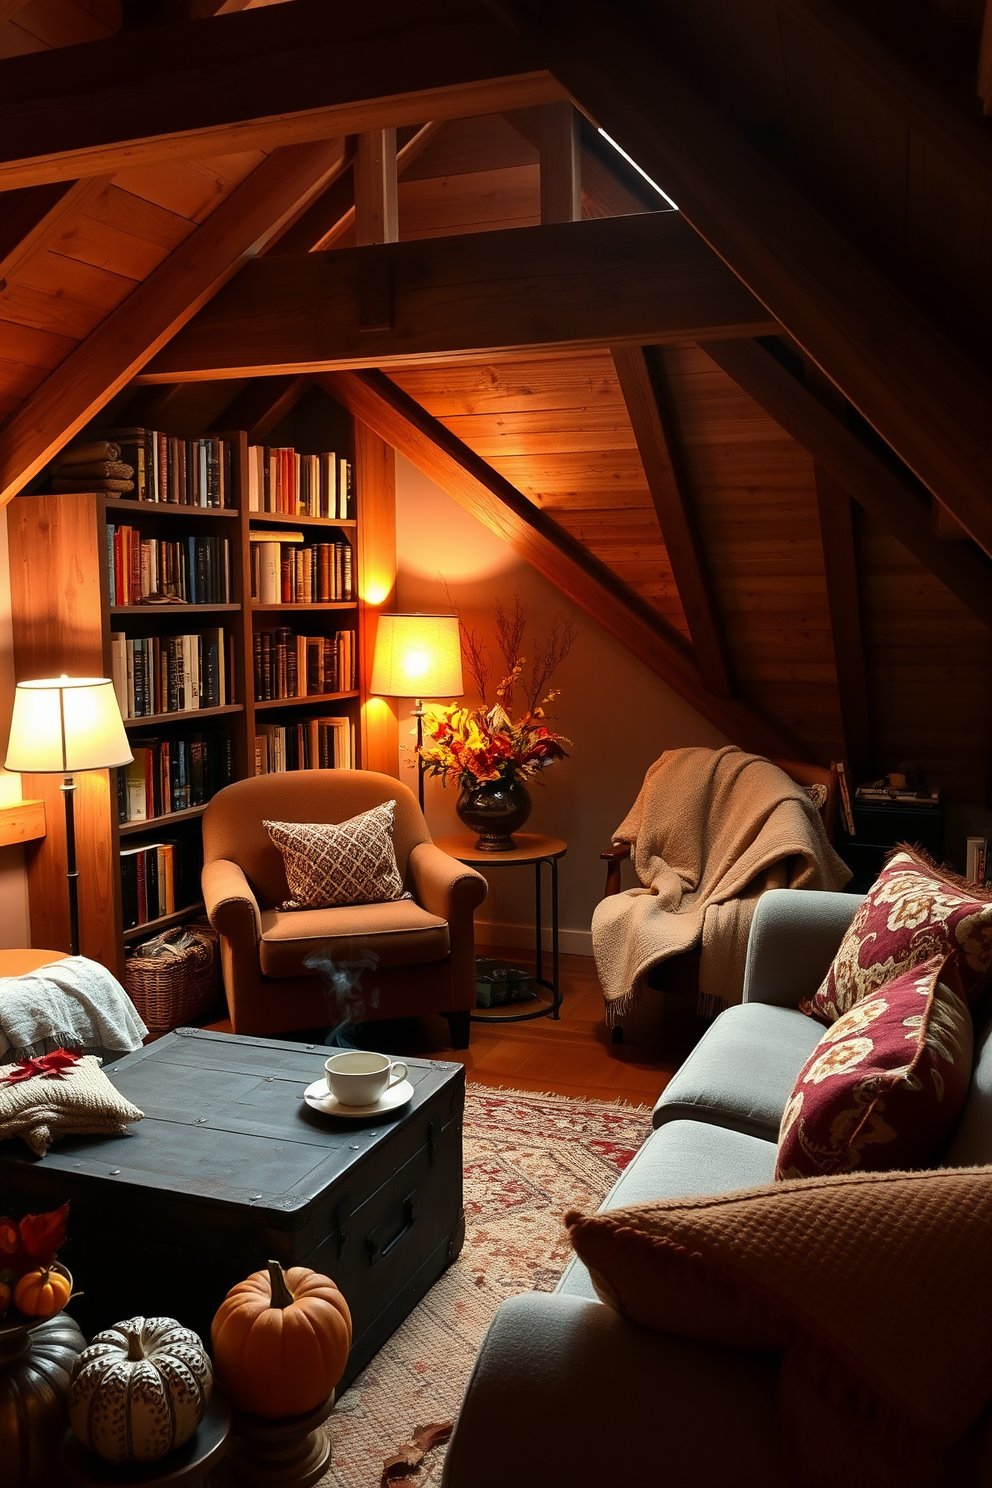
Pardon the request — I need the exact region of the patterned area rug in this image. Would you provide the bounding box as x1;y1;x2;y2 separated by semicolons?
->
319;1085;652;1487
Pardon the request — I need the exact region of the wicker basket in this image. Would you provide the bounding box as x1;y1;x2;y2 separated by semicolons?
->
124;922;222;1032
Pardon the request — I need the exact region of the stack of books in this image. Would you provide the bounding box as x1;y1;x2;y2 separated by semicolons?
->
249;534;354;604
254;716;354;775
107;525;232;605
252;628;356;700
118;731;235;823
119;836;202;930
111;628;231;718
50;439;134;494
246;445;350;518
102;429;232;507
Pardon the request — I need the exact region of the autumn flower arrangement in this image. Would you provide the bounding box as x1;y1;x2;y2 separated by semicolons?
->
419;596;574;790
0;1200;72;1323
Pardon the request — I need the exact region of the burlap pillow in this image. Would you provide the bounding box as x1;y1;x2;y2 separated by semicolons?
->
805;845;992;1024
566;1167;992;1488
265;800;407;910
0;1054;144;1156
777;953;973;1179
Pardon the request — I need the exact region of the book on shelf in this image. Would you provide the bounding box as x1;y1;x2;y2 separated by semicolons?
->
110;626;233;719
117;730;235;823
249;536;354;604
100;429;232;507
966;837;988;885
854;785;941;807
246;444;351;519
252;627;356;700
832;760;855;837
253;715;354;775
107;525;232;605
119;835;202;930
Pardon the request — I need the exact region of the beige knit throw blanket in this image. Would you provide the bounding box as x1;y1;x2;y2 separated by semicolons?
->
592;745;851;1022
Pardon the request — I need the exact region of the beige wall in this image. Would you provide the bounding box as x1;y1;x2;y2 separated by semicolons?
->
394;455;727;955
0;512;31;948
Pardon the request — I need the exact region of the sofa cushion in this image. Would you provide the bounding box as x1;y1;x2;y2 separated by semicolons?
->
264;800;407;910
806;846;992;1024
565;1167;992;1487
556;1118;777;1300
777;953;973;1180
652;1002;823;1138
259;901;450;978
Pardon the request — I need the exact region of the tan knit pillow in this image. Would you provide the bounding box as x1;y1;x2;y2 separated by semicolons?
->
566;1169;992;1486
265;800;407;910
0;1054;144;1156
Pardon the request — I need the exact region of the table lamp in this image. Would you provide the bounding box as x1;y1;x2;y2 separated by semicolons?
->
5;676;132;957
370;614;463;809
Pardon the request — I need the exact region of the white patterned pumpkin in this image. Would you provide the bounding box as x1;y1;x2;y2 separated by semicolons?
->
69;1316;212;1463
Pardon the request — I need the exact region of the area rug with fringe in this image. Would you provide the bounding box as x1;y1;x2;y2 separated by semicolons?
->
318;1084;652;1487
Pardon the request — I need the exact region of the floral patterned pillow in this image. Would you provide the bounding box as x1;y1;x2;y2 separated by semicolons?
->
804;845;992;1024
777;954;973;1180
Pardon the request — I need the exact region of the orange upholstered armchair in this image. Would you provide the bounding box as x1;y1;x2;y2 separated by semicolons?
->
201;771;487;1047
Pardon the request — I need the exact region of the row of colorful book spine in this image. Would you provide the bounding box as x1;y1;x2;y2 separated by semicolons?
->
119;836;202;930
103;429;232;507
246;445;351;518
254;716;354;776
252;628;356;701
108;525;232;606
111;628;232;719
118;731;235;824
249;536;354;604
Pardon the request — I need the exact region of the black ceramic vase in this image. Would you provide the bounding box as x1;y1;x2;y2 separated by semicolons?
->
0;1306;86;1488
456;776;532;852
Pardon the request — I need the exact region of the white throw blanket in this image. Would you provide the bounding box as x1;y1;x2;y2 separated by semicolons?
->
592;746;851;1022
0;955;147;1063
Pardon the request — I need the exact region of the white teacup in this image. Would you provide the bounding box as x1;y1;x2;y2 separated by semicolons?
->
324;1051;408;1107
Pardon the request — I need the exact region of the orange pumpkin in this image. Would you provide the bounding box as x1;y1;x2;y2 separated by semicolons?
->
0;1277;11;1317
14;1264;72;1317
211;1260;351;1418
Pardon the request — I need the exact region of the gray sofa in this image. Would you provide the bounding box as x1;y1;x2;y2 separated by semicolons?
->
441;889;992;1487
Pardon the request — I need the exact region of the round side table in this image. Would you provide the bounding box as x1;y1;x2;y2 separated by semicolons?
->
435;833;567;1023
59;1392;231;1488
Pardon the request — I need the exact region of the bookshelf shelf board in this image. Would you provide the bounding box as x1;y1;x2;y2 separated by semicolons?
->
123;901;206;943
254;691;360;712
249;514;356;530
104;499;240;520
251;602;357;612
111;604;240;615
123;704;243;729
119;805;208;837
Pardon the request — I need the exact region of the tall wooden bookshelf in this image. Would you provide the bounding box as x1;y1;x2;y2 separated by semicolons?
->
6;420;397;978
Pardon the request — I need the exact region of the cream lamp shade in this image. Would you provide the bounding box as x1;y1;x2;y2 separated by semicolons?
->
5;676;133;774
370;614;463;698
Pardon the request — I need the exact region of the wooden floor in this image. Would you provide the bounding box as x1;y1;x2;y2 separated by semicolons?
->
205;949;706;1107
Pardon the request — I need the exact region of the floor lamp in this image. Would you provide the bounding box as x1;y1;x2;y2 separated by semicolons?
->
5;676;132;957
370;614;464;810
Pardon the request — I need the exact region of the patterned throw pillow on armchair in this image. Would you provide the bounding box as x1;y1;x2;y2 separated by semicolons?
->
265;799;409;910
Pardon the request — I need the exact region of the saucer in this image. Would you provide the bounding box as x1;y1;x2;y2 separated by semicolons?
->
304;1077;415;1119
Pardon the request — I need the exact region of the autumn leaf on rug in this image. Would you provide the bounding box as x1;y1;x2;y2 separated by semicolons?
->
318;1084;652;1488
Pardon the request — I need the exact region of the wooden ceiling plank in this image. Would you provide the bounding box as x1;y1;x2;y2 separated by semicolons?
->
537;101;581;223
0;137;348;507
501;1;992;553
207;373;313;443
612;342;733;698
0;1;564;188
135;213;778;382
0;0;32;23
0;174;112;285
318;365;806;759
813;464;872;780
705;338;992;629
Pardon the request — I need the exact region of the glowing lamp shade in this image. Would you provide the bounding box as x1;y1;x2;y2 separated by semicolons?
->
5;676;132;774
370;614;463;700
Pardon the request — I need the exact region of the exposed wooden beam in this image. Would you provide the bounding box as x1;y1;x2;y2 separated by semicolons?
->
538;102;581;223
0;1;564;189
208;375;313;444
705;338;992;628
355;130;399;246
318;367;805;760
494;1;992;554
612;343;732;698
0;138;348;508
137;213;778;383
0;176;112;286
813;466;872;781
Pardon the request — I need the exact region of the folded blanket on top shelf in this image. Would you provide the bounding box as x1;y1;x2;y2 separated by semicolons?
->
0;954;147;1064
